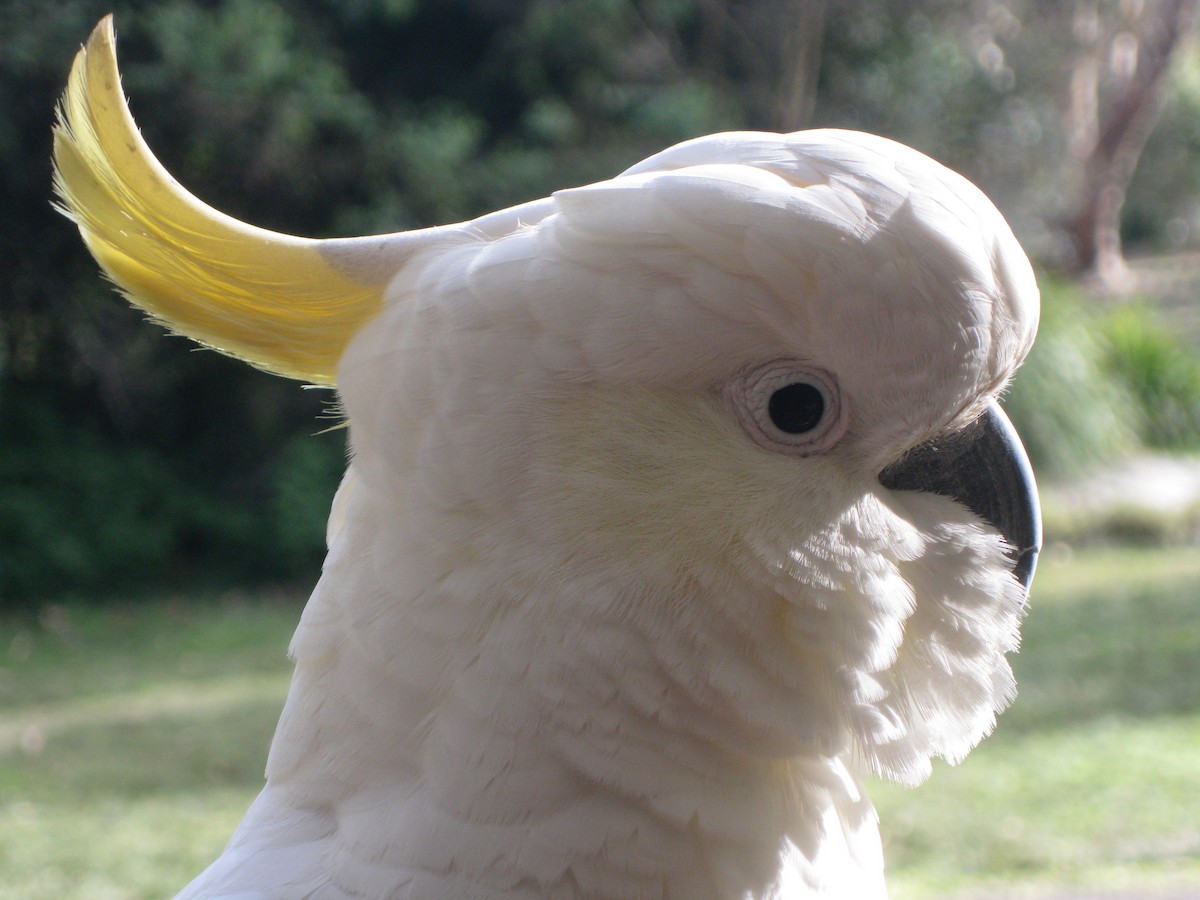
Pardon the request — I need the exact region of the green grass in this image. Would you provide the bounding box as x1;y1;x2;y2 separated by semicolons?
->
876;545;1200;897
0;595;297;898
1;549;1199;898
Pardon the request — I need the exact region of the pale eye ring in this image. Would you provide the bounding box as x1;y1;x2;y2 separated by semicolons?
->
726;360;848;455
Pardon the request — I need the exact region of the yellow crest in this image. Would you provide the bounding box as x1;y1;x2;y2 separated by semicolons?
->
53;17;397;384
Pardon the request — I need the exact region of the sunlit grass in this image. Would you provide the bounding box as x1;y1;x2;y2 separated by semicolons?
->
877;717;1200;897
1;549;1198;897
0;595;295;899
877;544;1200;897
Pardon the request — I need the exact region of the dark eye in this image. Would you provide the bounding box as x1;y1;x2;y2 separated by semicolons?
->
726;359;848;456
768;382;825;434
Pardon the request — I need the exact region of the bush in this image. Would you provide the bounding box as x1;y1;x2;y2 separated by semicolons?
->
0;383;344;607
1005;281;1200;484
1102;305;1200;451
1003;281;1142;479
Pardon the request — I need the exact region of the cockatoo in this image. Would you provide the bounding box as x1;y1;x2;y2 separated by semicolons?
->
54;17;1040;899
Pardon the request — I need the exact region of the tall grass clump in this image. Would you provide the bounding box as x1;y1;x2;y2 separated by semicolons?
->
1102;304;1200;451
1003;281;1142;479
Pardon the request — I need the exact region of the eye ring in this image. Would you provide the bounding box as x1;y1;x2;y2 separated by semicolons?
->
726;360;848;456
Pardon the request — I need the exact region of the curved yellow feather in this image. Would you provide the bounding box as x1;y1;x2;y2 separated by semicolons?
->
52;16;387;384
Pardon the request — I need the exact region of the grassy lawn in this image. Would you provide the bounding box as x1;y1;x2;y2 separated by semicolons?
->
876;545;1200;898
1;549;1198;898
0;596;296;898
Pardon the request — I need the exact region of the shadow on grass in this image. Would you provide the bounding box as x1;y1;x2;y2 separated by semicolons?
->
0;689;285;802
0;593;300;712
1006;549;1200;733
0;692;288;900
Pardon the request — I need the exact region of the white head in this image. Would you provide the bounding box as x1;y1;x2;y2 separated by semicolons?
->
331;128;1038;787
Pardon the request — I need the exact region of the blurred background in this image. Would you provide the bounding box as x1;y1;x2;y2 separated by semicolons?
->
2;1;1198;897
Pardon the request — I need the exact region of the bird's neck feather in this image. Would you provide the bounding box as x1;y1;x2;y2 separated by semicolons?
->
244;472;886;897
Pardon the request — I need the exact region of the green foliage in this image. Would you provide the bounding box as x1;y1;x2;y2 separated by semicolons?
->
0;376;345;606
1;397;202;601
820;5;996;162
269;429;348;567
1003;282;1142;479
1102;305;1200;450
1005;278;1200;479
5;1;1200;606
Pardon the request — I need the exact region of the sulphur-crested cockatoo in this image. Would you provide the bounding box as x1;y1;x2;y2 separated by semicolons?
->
55;17;1040;899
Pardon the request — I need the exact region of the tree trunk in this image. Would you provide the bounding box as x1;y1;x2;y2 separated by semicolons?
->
1064;0;1199;286
696;0;827;131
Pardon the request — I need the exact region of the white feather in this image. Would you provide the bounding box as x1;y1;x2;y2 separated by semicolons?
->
177;129;1038;898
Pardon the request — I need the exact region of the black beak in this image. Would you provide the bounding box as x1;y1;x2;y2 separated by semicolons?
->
879;402;1041;596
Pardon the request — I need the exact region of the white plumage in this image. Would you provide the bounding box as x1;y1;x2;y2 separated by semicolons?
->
55;19;1039;899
